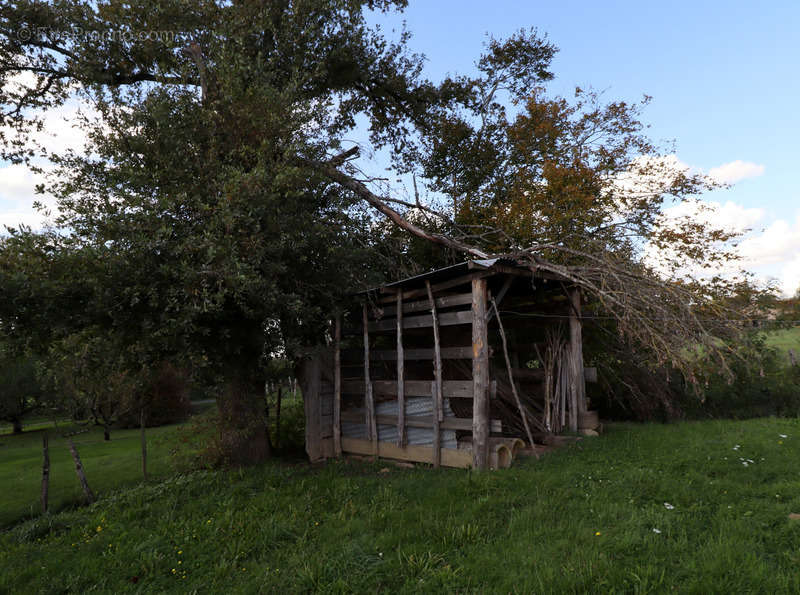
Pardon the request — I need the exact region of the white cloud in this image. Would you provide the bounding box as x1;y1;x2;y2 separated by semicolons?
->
708;160;765;184
0;163;58;230
648;199;800;296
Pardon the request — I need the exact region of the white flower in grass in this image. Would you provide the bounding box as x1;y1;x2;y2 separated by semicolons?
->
733;445;741;451
652;528;662;534
779;434;788;439
664;502;675;510
742;461;749;467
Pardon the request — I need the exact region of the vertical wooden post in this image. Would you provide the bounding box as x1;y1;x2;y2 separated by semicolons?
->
568;286;586;423
333;315;342;456
471;277;490;470
300;352;323;461
425;281;444;423
363;304;377;455
41;433;49;514
68;439;95;504
431;380;441;468
396;292;406;447
491;298;537;458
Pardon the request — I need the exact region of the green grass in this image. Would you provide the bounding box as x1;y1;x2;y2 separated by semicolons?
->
4;418;800;592
0;423;179;527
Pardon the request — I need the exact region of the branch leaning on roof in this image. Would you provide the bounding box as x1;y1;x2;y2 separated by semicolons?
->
304;147;742;389
300;149;490;259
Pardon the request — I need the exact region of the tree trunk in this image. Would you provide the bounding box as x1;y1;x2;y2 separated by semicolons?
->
275;386;282;450
103;424;110;441
41;433;50;514
12;418;23;434
140;409;148;481
68;439;95;504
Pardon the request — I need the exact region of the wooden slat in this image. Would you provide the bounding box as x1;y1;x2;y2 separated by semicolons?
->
376;292;473;317
342;379;473;398
342;346;474;362
472;278;489;470
341;437;473;468
396;291;406;447
368;309;471;332
341;410;500;432
333;316;342;457
379;271;491;303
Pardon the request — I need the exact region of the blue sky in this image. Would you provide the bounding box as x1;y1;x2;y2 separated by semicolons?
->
366;0;800;294
1;0;798;293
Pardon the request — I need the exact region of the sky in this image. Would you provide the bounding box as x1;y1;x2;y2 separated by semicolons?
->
1;0;798;294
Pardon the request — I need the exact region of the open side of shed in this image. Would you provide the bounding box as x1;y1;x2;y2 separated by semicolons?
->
299;259;592;470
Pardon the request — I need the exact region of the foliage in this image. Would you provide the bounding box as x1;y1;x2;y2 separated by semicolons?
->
0;347;44;433
0;0;776;422
4;418;800;591
41;329;138;439
117;362;191;428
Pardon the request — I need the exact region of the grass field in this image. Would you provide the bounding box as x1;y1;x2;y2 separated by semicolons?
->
0;423;180;527
4;417;800;592
764;326;800;363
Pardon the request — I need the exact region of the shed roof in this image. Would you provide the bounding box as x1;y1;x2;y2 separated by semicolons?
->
364;258;566;295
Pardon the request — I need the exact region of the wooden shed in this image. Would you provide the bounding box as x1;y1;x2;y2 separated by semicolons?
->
298;258;593;470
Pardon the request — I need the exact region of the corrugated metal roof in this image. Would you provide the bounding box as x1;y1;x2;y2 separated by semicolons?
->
363;258;531;294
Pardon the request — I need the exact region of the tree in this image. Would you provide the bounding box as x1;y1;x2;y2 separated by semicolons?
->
0;0;765;433
0;346;43;433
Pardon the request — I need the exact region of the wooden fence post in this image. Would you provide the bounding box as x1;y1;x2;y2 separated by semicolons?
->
396;292;406;447
68;439;95;504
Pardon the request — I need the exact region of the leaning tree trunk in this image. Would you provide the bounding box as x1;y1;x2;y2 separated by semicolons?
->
12;418;23;434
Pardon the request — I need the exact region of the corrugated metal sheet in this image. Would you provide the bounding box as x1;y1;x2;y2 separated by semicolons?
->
341;397;458;449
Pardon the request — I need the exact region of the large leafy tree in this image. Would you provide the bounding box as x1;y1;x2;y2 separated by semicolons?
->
0;0;759;420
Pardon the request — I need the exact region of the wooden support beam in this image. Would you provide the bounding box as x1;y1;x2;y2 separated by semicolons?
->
396;291;406;447
487;275;514;322
491;298;538;459
333;315;342;457
568;286;586;417
426;281;444;424
341;437;473;468
471;278;490;470
363;304;377;455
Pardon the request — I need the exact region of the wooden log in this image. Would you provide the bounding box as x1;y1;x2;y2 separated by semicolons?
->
363;304;377;455
491;298;538;458
333;315;342;456
396;292;406;447
41;433;49;514
341;437;472;468
68;439;95;504
472;277;490;470
342;379;473;399
790;349;797;367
